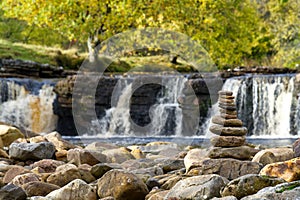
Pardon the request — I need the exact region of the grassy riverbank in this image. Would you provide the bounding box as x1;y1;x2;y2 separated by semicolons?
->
0;39;196;72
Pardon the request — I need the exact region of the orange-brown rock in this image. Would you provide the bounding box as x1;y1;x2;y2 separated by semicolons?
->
260;158;300;182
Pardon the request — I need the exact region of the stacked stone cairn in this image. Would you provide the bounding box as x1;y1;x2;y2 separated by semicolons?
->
208;91;257;160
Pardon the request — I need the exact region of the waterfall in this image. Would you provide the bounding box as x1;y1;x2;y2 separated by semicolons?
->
0;78;57;133
222;74;299;137
90;76;186;136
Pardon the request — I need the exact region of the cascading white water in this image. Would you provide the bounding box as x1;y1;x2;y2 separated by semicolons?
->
91;80;133;136
0;79;57;133
222;74;298;137
91;76;186;136
149;77;185;136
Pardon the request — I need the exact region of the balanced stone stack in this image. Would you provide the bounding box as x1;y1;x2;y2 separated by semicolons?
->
208;91;258;160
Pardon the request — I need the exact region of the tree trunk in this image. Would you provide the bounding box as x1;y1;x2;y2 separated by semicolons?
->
87;36;95;62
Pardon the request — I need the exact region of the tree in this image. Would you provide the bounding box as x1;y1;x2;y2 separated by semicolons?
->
258;0;300;68
1;0;269;69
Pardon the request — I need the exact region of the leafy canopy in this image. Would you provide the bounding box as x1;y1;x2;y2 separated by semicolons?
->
1;0;300;69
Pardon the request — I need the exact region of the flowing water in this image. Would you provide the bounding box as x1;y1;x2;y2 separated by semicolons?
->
0;74;300;146
223;74;299;137
0;78;57;133
90;76;186;136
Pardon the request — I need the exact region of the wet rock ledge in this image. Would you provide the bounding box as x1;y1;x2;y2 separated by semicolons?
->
0;59;67;78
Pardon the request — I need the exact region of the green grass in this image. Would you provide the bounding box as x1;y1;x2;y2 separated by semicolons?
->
0;39;54;63
0;39;85;69
0;39;195;72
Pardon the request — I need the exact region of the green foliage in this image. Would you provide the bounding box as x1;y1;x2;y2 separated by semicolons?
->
0;10;70;48
1;0;300;69
259;0;300;68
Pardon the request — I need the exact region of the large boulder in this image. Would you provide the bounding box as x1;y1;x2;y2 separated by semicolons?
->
260;157;300;182
46;164;81;187
44;132;77;151
85;142;119;151
78;164;96;183
131;149;146;159
0;125;24;147
188;158;263;180
156;158;185;173
9;142;56;161
55;150;68;162
184;148;208;172
131;166;164;179
241;180;300;199
67;148;107;166
23;181;60;197
165;174;228;199
91;163;121;179
0;148;9;158
139;142;178;154
11;173;40;187
0;183;27;200
3;165;30;184
97;169;149;200
31;159;65;173
121;159;156;171
102;148;135;164
221;174;285;199
46;179;97;200
252;147;295;165
160;174;189;190
251;151;276;166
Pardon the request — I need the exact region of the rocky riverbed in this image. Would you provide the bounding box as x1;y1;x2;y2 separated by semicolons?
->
0;124;300;199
